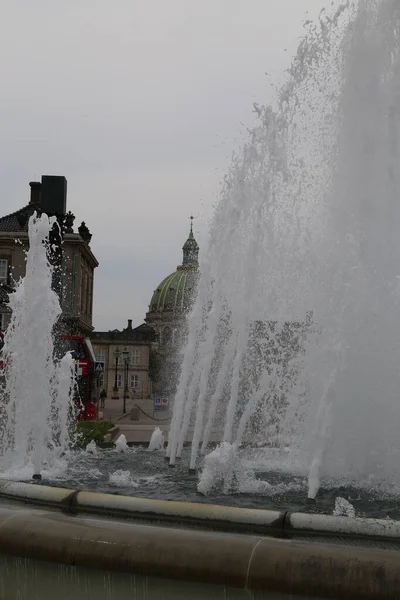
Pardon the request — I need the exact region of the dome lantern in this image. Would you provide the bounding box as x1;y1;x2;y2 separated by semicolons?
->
182;216;199;267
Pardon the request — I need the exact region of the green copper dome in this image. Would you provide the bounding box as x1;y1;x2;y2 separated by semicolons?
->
149;219;199;313
149;266;198;312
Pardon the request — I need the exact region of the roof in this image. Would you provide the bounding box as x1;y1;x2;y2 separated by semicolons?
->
148;265;199;313
91;322;156;343
0;205;36;232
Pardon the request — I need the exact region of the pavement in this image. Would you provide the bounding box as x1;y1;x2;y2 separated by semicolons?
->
98;396;172;443
98;396;222;444
98;397;157;423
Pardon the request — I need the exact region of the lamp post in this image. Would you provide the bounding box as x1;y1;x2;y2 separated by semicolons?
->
113;346;121;398
122;347;130;415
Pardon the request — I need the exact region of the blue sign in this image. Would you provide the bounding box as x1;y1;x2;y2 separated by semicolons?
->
95;361;104;373
154;397;168;411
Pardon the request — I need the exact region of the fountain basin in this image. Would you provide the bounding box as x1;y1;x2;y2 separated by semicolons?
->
1;498;400;599
0;479;284;536
15;445;399;521
2;479;400;545
0;553;322;600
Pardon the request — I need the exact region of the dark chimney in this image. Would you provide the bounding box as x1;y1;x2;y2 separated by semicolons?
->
29;182;42;208
127;319;132;329
41;175;67;217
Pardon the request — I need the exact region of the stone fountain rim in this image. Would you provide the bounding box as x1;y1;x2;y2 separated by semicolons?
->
0;478;400;543
1;502;400;598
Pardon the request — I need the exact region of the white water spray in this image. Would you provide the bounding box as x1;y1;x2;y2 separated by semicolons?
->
115;434;129;452
148;427;164;452
169;0;400;499
0;213;75;478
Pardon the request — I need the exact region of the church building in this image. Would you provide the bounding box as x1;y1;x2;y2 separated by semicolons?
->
145;218;199;397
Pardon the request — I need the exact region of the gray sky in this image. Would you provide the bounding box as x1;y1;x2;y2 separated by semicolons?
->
1;0;332;330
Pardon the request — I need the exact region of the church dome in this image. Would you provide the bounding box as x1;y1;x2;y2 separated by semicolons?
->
148;218;199;314
149;267;198;313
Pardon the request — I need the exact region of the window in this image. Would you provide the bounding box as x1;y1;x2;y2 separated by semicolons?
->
131;349;140;366
130;374;138;389
98;373;104;388
96;349;106;364
0;260;8;282
117;374;123;388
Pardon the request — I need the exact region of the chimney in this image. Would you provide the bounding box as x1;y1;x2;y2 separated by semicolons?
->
29;182;42;208
127;319;133;329
41;175;67;216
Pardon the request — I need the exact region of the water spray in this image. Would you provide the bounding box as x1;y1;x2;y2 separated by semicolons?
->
0;213;75;478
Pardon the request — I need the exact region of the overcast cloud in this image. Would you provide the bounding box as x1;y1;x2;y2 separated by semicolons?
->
1;0;333;330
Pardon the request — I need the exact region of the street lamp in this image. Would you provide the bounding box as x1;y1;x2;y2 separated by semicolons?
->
113;346;122;396
122;347;130;415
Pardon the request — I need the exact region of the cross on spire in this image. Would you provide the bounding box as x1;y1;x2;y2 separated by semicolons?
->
189;214;194;233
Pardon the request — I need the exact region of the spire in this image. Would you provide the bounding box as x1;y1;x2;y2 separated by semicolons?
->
182;216;199;267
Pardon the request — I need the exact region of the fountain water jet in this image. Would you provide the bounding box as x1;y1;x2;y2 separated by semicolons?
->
0;213;75;479
168;0;400;499
115;434;129;453
148;427;164;452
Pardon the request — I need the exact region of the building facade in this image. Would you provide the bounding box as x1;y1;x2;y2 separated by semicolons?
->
0;176;98;335
145;219;199;397
91;320;156;401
